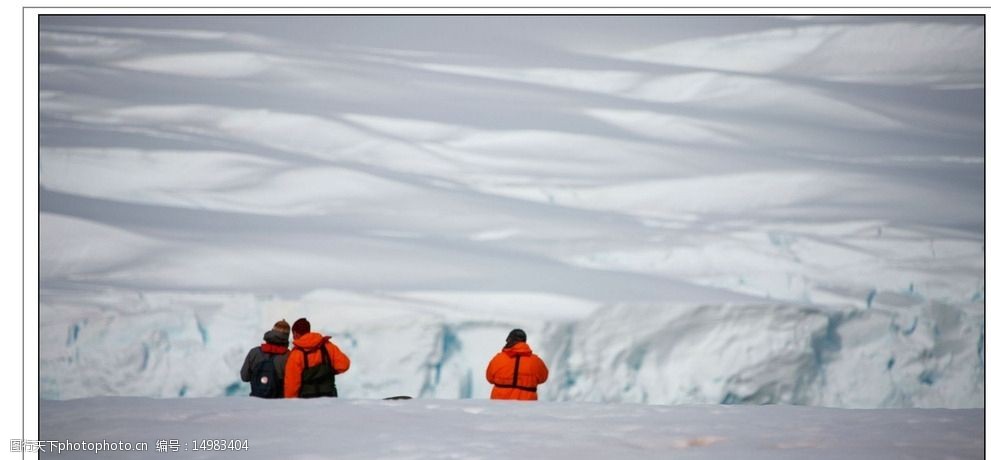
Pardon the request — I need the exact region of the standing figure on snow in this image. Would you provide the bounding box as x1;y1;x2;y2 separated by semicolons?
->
240;319;292;398
486;329;549;401
284;317;351;398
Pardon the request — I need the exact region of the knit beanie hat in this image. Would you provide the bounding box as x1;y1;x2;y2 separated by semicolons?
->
506;328;527;347
263;319;291;346
292;317;311;336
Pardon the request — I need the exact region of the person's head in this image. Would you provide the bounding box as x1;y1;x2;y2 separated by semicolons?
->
264;319;291;346
292;317;311;339
505;328;527;348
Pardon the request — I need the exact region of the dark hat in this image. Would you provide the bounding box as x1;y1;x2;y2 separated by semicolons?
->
506;328;527;346
292;317;311;336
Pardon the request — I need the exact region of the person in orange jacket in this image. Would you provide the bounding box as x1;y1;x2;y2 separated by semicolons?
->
486;329;549;401
284;318;351;398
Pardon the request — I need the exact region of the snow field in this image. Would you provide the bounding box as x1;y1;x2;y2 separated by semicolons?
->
39;397;983;460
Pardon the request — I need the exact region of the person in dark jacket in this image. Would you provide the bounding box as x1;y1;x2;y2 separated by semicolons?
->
486;329;549;401
240;319;292;397
284;317;351;398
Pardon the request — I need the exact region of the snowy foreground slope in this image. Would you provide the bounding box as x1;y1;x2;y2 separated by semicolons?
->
39;16;984;407
39;397;983;460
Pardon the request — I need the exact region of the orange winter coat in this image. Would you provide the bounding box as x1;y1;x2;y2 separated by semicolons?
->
486;342;549;401
284;332;351;398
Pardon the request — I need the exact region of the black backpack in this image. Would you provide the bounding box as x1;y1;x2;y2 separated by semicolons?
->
297;346;337;398
249;354;283;398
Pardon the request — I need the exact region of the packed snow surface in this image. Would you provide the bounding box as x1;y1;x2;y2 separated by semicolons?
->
39;16;984;407
39;397;983;460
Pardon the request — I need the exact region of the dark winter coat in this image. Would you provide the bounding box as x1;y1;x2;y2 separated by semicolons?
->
240;330;290;383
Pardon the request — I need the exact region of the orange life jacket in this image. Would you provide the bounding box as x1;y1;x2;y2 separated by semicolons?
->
486;342;549;401
284;332;350;398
